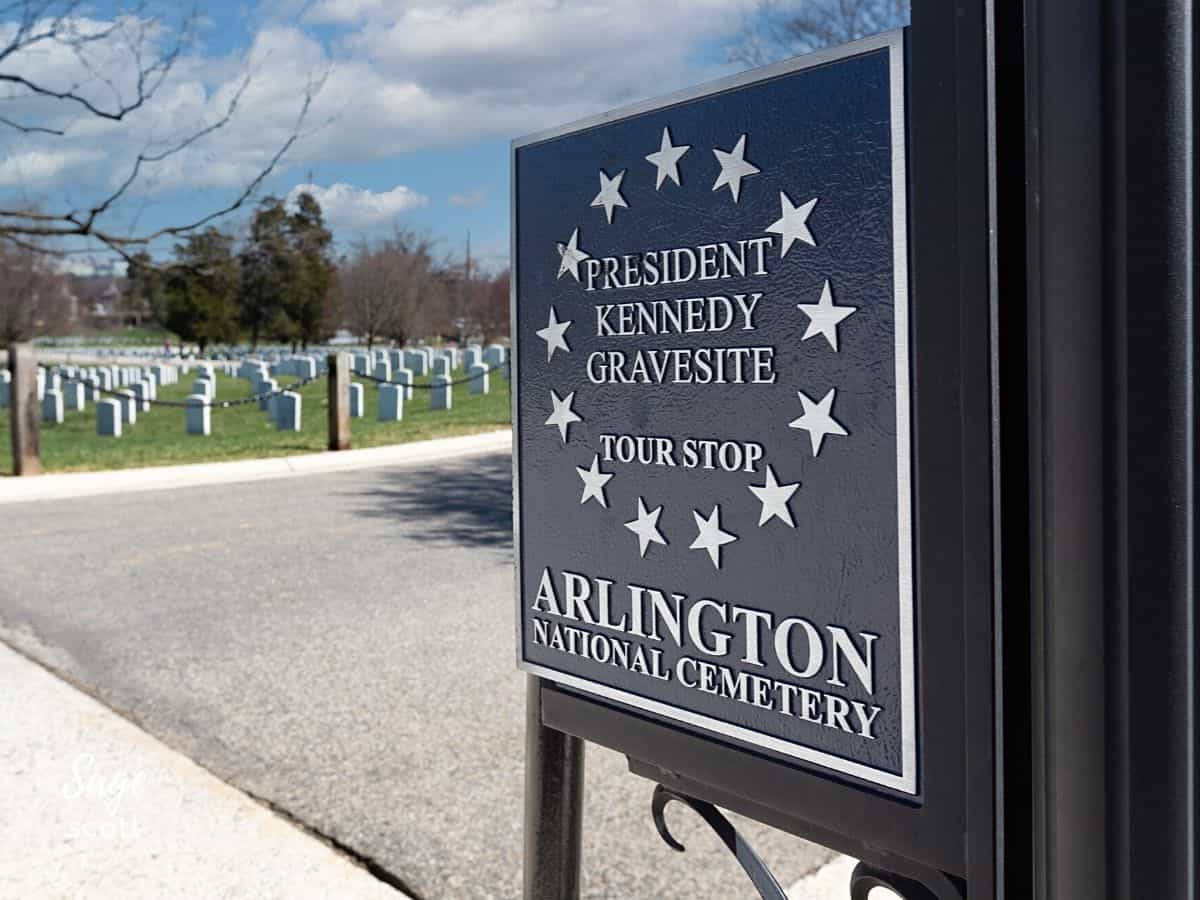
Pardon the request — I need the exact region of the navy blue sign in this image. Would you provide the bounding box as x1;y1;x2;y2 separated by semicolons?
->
512;34;914;794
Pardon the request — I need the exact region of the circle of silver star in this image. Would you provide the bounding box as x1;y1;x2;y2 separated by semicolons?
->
542;123;849;567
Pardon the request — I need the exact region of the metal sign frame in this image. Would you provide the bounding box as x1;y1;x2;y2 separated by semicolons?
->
510;29;917;796
516;0;1199;896
513;2;997;895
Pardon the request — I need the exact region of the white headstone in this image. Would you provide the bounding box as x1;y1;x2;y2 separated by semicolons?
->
431;374;452;411
185;394;210;436
433;356;451;378
276;391;301;431
349;382;364;418
42;388;64;424
132;380;152;412
374;359;392;383
97;399;122;437
118;389;137;425
259;378;277;411
0;370;9;409
378;384;404;422
406;350;429;376
191;378;214;400
394;367;414;400
468;363;490;395
65;380;86;411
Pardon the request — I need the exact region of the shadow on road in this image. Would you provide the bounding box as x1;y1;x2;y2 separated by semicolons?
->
349;452;513;548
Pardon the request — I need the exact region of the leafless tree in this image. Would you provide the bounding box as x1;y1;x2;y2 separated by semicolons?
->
0;1;320;260
459;270;509;343
337;228;441;350
731;0;908;67
0;237;69;343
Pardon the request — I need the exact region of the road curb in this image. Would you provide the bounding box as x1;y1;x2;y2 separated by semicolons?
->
0;641;408;899
0;429;512;504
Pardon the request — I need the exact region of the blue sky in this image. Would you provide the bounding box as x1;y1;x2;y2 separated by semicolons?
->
0;0;772;273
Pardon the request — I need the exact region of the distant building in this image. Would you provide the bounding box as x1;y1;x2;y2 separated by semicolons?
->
67;274;142;329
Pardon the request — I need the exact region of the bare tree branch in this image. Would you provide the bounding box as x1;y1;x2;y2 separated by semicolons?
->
0;2;189;122
0;2;324;267
0;113;62;133
730;0;908;67
67;73;254;231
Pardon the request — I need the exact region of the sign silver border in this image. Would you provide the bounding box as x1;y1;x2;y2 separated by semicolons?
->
510;29;916;795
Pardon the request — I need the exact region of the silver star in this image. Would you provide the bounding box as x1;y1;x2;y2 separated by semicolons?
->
645;126;690;190
788;388;849;456
797;280;856;352
544;389;582;444
556;227;591;281
625;497;667;558
766;191;818;257
689;505;738;569
576;454;613;508
712;134;760;202
748;465;800;527
536;306;572;361
590;169;628;224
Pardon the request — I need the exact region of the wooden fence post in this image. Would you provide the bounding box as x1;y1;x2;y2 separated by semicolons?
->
10;342;41;476
328;352;350;451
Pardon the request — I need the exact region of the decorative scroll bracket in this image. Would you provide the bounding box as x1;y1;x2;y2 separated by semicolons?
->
650;784;788;900
850;860;948;900
650;784;962;900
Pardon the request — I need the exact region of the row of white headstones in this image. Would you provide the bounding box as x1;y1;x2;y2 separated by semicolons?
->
0;362;183;437
0;344;511;438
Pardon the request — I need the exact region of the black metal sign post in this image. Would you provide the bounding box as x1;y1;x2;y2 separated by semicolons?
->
513;0;1195;895
1004;0;1196;896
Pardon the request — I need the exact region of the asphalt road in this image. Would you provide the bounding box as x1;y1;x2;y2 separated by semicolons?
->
0;452;831;898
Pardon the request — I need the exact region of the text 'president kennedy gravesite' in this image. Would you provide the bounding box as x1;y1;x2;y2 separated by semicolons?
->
514;39;916;794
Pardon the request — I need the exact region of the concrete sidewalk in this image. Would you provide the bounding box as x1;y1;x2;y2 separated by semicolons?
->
0;429;512;504
0;634;863;900
0;642;406;900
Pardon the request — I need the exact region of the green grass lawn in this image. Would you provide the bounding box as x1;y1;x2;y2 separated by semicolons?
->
0;368;511;475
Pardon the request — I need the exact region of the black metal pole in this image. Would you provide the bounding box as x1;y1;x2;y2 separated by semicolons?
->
1018;0;1196;896
523;676;584;900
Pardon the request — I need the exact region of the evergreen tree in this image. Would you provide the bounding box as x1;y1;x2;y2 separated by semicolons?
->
239;197;296;349
163;229;241;354
287;192;336;349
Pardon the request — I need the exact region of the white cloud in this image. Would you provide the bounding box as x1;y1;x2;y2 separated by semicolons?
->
0;149;106;187
332;1;751;137
303;0;393;24
0;3;754;233
449;188;487;208
287;181;428;228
